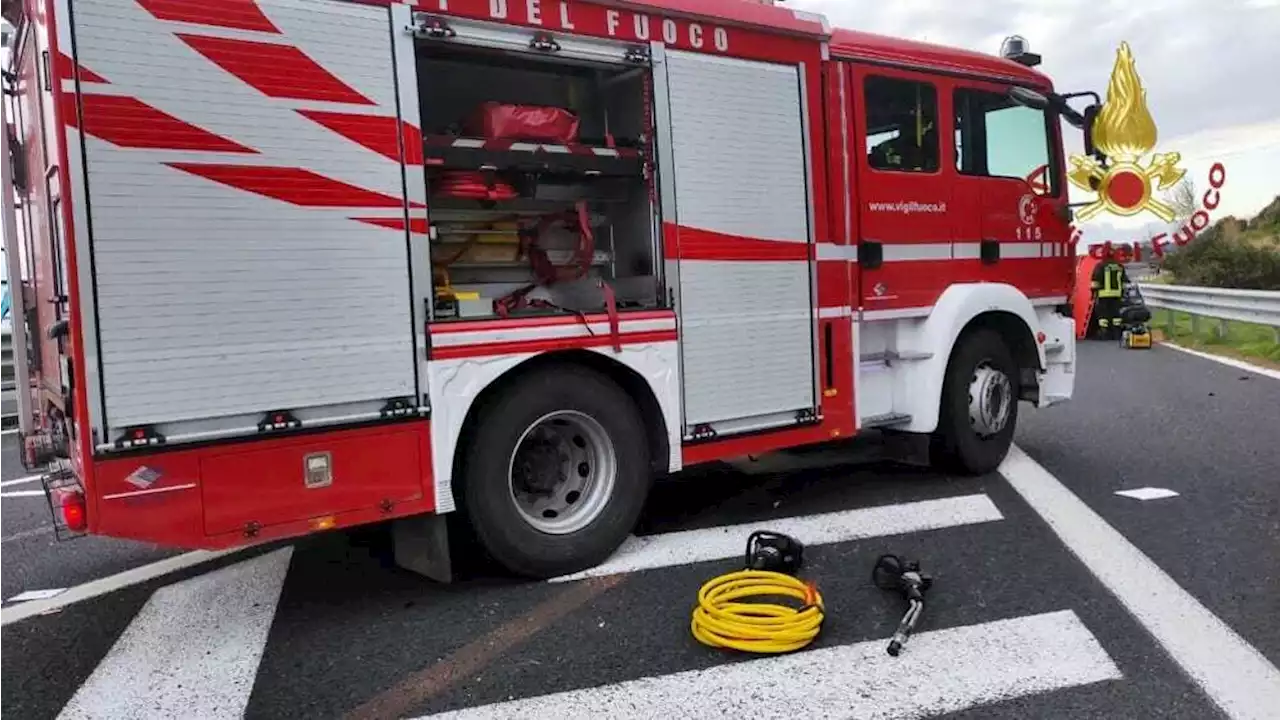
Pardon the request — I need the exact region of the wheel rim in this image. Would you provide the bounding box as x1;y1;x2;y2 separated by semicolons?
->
967;360;1012;438
507;410;617;535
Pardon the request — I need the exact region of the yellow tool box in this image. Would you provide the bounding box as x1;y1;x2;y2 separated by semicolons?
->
1121;327;1152;349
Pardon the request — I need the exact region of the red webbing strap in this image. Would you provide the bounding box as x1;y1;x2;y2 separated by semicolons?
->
522;200;594;284
493;284;533;318
601;279;621;353
496;200;597;315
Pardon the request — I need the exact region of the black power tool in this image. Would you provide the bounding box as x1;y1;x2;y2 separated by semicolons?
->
744;531;805;575
872;554;933;656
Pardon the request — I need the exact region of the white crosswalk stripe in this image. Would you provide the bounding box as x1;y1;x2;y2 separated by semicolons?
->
414;609;1121;720
43;486;1132;720
56;548;293;720
549;493;1004;582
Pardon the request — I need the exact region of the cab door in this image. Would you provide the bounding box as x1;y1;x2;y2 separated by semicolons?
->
950;79;1073;297
851;66;954;312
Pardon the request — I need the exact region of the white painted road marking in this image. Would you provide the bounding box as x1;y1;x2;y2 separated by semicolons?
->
56;547;294;720
1159;341;1280;382
415;609;1121;720
1002;445;1280;720
1115;487;1180;501
0;526;52;544
1;474;43;488
6;588;67;603
1;547;246;626
1;489;44;498
549;493;1004;582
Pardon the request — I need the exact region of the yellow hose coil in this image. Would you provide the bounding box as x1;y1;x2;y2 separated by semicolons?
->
690;569;825;654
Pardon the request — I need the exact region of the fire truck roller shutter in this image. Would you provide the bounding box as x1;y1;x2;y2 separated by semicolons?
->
661;50;817;433
888;283;1045;474
70;0;420;443
454;362;652;580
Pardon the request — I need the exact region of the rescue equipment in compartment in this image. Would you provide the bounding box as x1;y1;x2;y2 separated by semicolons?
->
691;532;825;654
433;170;519;202
463;101;581;144
872;554;933;656
493;199;598;315
520;199;595;284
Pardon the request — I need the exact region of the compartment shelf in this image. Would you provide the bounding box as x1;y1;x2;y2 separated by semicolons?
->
422;134;644;177
437;250;613;270
427;198;621;221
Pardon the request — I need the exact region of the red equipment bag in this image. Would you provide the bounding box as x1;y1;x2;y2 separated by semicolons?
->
433;171;520;201
463;101;580;144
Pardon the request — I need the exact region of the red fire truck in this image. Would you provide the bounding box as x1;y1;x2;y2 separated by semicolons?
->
2;0;1086;580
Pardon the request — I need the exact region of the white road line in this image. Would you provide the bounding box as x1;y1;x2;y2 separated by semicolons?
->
415;609;1121;720
1001;445;1280;720
1;474;42;488
1;489;44;498
1158;341;1280;381
550;494;1003;583
1;526;53;544
1;548;246;626
56;547;294;720
6;588;68;603
1114;487;1180;501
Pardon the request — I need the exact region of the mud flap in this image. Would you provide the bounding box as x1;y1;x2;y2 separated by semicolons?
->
392;513;453;583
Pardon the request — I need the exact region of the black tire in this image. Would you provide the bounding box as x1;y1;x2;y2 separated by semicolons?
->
457;365;652;579
929;328;1019;476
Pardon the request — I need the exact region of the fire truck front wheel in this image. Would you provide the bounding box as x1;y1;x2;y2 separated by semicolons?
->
931;328;1019;475
459;366;652;579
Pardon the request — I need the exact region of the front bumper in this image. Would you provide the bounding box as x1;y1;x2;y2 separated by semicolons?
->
1035;309;1077;408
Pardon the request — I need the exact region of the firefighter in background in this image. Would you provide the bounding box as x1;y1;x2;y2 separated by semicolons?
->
1090;256;1129;339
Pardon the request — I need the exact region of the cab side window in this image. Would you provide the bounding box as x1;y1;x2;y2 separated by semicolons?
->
954;87;1057;195
864;76;939;173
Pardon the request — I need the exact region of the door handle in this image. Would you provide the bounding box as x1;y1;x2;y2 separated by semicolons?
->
980;239;1000;265
859;241;883;269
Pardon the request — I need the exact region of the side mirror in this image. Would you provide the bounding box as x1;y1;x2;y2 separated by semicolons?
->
1082;103;1103;160
1008;86;1050;110
1009;86;1086;128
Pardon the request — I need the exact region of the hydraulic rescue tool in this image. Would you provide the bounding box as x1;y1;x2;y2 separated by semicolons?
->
1119;285;1154;349
872;554;933;656
691;532;824;654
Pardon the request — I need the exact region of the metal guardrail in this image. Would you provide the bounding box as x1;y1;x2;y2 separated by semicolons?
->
2;324;15;428
1137;282;1280;340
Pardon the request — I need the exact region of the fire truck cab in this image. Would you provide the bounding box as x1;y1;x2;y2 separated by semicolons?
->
2;0;1079;580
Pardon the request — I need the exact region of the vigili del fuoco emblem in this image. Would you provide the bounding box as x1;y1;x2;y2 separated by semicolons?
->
1067;42;1186;222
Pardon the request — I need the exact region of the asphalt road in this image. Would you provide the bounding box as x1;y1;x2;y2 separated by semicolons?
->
2;340;1278;720
1016;340;1280;667
1;434;182;603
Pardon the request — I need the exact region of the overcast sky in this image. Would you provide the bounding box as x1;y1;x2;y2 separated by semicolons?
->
793;0;1280;240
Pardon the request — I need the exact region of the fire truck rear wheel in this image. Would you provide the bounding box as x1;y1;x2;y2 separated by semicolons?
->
931;328;1019;475
459;366;652;579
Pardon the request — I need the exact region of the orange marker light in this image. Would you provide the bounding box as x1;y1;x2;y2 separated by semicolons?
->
310;515;336;532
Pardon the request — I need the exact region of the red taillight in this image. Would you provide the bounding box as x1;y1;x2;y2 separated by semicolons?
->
52;487;88;533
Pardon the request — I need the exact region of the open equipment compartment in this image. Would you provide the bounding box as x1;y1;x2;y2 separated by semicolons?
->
411;18;662;322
